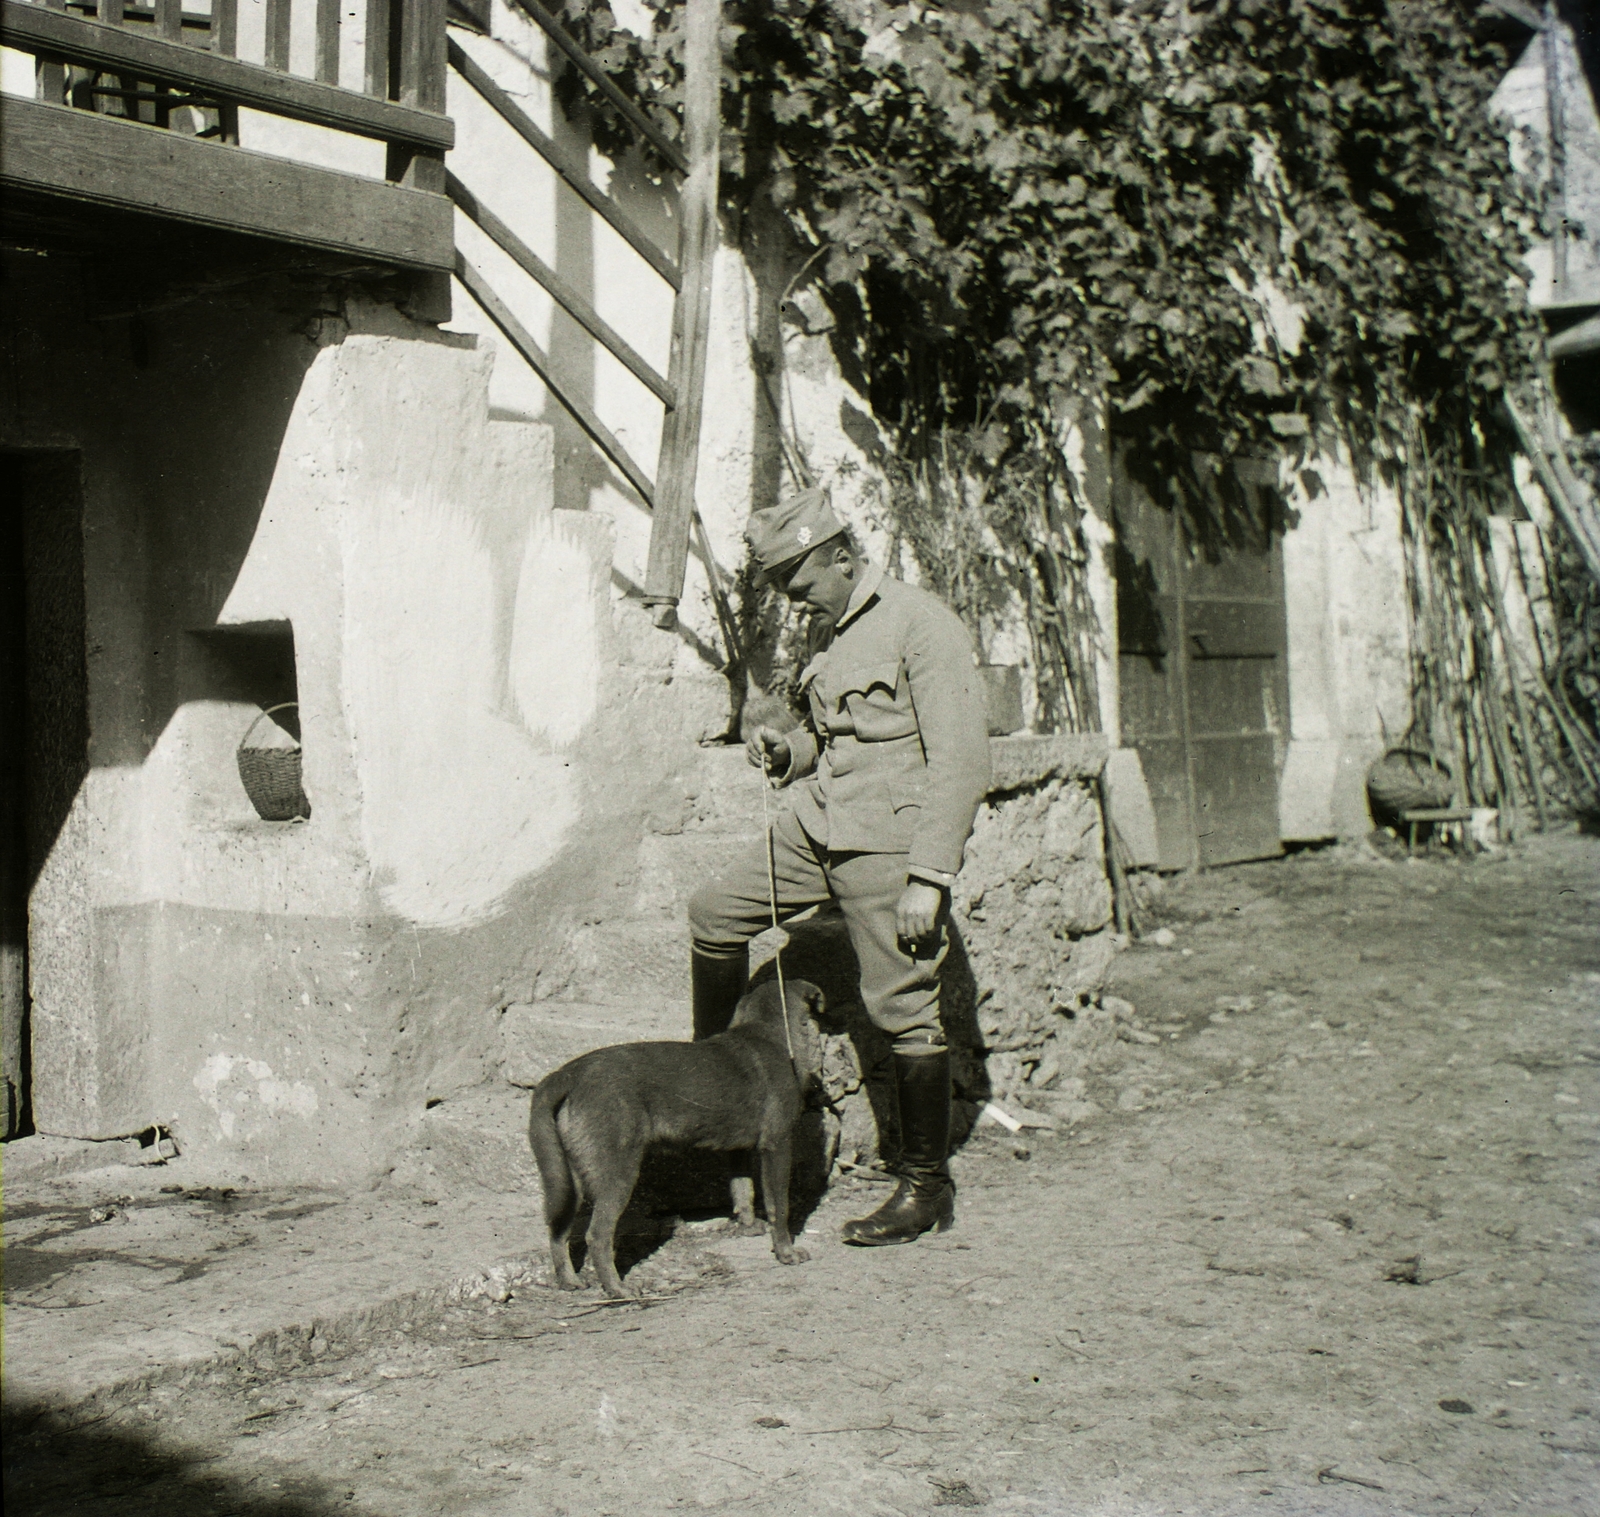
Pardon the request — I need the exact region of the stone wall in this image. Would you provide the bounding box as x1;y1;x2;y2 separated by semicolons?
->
757;734;1125;1171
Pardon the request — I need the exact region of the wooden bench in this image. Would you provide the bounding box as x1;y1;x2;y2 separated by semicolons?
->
1400;807;1477;855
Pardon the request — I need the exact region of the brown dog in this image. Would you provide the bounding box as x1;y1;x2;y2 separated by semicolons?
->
527;980;827;1298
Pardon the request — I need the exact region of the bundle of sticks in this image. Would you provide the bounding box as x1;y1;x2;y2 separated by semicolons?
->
1398;415;1600;830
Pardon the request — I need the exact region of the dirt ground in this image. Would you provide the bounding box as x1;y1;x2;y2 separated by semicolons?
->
4;831;1598;1517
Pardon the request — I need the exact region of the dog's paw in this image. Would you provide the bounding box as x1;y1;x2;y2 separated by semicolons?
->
731;1217;767;1237
775;1246;811;1266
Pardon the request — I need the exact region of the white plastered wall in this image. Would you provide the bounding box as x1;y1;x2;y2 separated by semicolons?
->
87;324;606;934
1277;460;1412;840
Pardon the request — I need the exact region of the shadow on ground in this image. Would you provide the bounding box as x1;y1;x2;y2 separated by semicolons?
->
3;1401;348;1516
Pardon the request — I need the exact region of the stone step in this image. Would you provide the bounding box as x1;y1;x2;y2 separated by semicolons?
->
633;828;764;920
558;916;690;1009
680;744;772;833
389;1083;542;1197
499;999;685;1088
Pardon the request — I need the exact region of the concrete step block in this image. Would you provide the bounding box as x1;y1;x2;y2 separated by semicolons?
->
681;745;772;832
500;999;687;1088
633;829;764;918
390;1084;542;1196
560;916;690;1008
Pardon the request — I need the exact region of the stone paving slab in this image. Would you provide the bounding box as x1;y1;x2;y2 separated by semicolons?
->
2;1141;545;1413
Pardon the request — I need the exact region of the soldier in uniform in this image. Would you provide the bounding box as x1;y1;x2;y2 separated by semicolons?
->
688;487;991;1245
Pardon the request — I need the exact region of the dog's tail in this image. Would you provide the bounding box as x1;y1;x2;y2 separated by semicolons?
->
527;1072;580;1230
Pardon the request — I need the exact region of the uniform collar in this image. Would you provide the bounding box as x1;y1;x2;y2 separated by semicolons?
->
834;561;885;632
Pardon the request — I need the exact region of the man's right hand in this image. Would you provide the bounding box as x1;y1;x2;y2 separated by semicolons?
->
745;725;791;779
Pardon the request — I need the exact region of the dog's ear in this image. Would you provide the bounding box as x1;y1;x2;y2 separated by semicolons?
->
785;990;825;1084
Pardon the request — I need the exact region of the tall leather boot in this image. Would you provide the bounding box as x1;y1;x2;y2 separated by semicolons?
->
691;950;749;1041
841;1049;955;1246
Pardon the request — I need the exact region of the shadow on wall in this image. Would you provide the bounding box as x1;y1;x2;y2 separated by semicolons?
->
2;1400;349;1517
3;452;89;927
4;256;331;817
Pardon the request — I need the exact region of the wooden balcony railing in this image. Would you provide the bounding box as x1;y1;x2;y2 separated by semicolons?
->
1;0;454;270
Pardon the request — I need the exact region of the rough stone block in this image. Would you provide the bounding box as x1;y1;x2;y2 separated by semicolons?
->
388;1084;541;1195
559;918;690;1009
987;733;1109;791
1042;784;1104;862
634;830;763;920
0;1133;147;1179
980;664;1025;736
499;1000;681;1088
1057;859;1114;934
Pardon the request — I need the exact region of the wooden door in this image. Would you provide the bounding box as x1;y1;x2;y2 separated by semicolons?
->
1114;456;1289;870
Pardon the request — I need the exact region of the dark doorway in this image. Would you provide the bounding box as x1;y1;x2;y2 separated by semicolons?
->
1114;455;1290;871
1;451;90;1138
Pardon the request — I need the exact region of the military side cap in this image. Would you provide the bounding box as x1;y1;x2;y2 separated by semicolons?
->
746;487;846;576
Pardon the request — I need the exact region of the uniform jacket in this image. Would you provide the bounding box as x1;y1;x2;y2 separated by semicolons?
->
779;563;991;878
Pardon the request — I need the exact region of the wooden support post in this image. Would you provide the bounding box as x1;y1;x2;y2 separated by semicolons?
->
214;0;238;137
34;0;65;105
387;0;444;191
264;0;291;72
154;0;179;127
315;0;341;84
363;0;390;96
643;0;719;629
1544;4;1568;298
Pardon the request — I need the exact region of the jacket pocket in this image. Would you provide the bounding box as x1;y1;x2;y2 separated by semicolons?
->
836;662;917;743
888;777;927;814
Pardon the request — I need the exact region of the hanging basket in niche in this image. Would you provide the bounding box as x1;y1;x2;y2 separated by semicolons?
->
237;703;311;821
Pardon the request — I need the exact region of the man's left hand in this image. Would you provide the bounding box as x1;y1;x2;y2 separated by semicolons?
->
896;881;946;947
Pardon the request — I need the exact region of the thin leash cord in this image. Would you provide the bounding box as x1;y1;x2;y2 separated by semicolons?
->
758;751;797;1069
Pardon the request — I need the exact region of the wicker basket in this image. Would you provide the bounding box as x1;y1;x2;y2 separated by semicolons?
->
1366;747;1454;821
237;703;310;821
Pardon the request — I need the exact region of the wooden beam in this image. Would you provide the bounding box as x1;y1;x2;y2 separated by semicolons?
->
456;253;740;666
503;0;687;176
1548;312;1600;360
1;1;454;148
1504;389;1600;583
643;0;720;626
447;171;675;408
447;36;679;291
456;251;656;505
2;95;455;269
